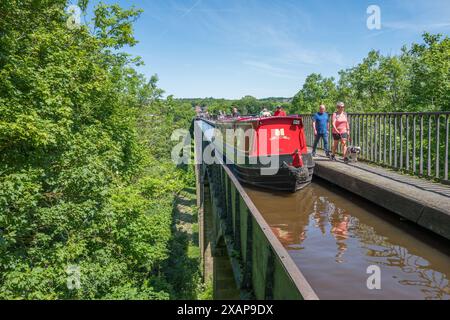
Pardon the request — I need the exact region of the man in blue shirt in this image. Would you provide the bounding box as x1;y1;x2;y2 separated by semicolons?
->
312;104;330;157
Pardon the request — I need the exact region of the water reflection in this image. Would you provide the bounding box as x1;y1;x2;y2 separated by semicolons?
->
246;181;450;300
358;226;450;300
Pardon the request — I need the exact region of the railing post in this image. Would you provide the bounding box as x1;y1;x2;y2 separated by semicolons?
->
378;115;382;163
399;115;403;169
436;115;440;179
394;115;398;168
406;115;410;171
372;115;378;162
364;115;368;159
348;114;352;149
445;115;449;181
358;115;361;150
367;114;370;159
420;115;424;176
428;115;432;177
413;115;417;174
389;115;393;166
383;115;387;164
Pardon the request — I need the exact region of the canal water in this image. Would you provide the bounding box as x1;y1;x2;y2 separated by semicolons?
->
245;179;450;300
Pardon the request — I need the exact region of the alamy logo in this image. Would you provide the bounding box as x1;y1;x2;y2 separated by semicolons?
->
367;5;381;30
171;126;281;175
366;265;381;290
66;5;82;30
66;265;81;290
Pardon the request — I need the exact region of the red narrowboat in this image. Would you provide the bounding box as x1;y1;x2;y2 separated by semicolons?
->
210;115;314;192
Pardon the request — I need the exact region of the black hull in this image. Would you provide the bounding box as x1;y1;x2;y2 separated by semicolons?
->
232;154;315;192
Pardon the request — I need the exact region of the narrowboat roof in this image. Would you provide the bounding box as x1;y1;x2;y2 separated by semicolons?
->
217;115;302;124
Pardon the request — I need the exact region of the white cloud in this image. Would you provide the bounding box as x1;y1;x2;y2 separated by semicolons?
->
237;24;345;68
384;21;450;31
242;60;300;80
180;0;202;17
172;1;343;67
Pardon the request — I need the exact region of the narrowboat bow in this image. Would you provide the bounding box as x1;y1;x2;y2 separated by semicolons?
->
212;115;315;192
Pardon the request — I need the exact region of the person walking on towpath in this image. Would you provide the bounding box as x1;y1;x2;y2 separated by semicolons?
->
312;104;330;157
331;102;350;162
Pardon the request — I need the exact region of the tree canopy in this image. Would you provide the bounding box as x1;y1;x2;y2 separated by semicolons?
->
290;33;449;114
0;0;197;299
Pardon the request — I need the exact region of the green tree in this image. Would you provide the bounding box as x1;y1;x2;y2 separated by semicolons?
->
337;51;409;112
292;73;337;113
236;95;260;115
408;33;450;111
0;0;197;300
294;33;449;113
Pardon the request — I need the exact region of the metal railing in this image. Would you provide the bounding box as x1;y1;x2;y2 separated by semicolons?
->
302;112;450;184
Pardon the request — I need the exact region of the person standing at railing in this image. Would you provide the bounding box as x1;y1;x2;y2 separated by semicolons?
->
218;110;226;120
274;106;286;116
231;107;241;118
331;102;350;161
259;108;272;117
312;104;330;157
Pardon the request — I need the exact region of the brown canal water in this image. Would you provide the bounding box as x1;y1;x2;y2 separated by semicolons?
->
245;179;450;300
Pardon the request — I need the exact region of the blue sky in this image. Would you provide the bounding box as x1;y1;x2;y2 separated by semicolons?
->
89;0;450;99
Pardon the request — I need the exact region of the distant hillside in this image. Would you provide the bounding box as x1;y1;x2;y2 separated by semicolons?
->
172;96;293;115
258;97;293;103
175;97;292;103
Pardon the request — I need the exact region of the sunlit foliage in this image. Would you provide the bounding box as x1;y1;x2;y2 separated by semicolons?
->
0;0;196;299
